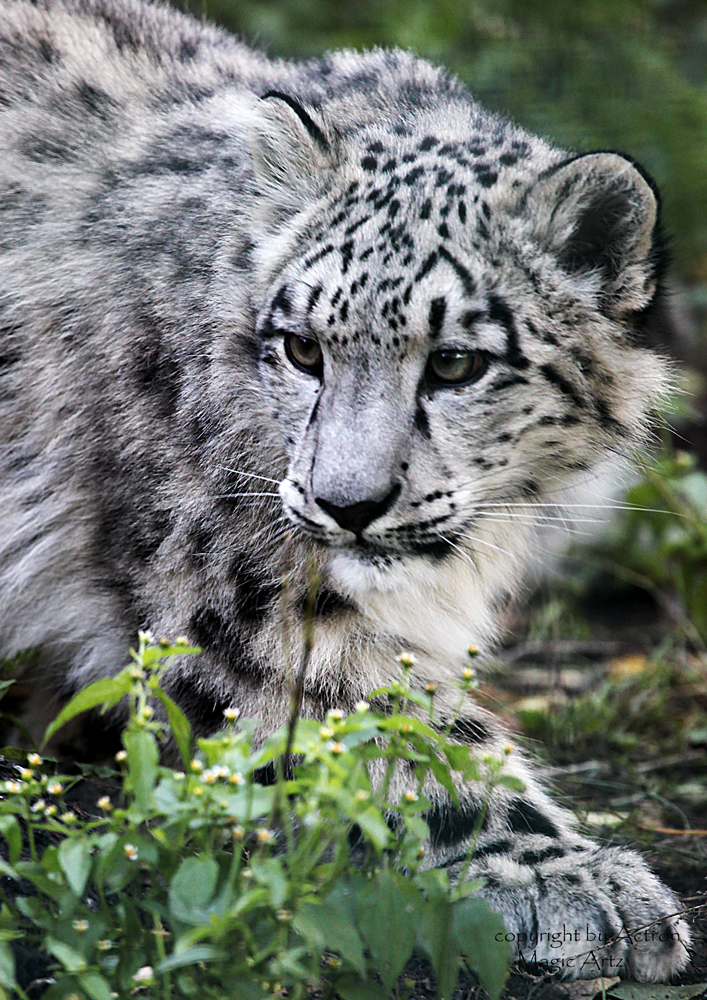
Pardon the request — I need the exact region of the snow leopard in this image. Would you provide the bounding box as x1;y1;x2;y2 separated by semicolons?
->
0;0;692;982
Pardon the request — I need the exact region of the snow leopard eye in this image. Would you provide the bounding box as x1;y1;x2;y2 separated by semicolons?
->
284;333;323;378
426;350;487;387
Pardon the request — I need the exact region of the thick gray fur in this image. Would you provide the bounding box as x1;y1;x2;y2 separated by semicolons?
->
0;0;691;980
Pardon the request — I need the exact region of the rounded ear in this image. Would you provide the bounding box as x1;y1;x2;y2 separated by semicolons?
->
530;152;663;316
248;92;333;227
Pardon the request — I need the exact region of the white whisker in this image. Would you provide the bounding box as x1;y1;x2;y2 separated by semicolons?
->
216;466;281;485
452;531;515;560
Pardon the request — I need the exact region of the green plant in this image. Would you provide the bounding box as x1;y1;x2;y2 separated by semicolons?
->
0;636;514;1000
592;449;707;643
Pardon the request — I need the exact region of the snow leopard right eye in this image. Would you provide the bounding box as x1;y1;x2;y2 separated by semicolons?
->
284;333;323;379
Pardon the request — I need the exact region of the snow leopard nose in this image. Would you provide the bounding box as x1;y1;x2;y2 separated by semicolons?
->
316;483;401;535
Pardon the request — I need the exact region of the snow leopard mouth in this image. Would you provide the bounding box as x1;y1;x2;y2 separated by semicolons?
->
284;503;459;561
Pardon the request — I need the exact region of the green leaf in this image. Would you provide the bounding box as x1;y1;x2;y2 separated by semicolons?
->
154;688;192;769
293;901;366;976
0;942;15;991
426;754;459;807
123;728;159;813
444;744;480;780
43;669;134;745
15;862;68;903
58;838;93;897
157;945;218;973
78;971;113;1000
358;868;421;994
497;775;526;792
45;937;88;973
0;681;15;699
169;855;219;923
334;977;387;1000
416;899;460;1000
250;856;287;908
453;896;510;1000
0;817;21;866
355;807;391;850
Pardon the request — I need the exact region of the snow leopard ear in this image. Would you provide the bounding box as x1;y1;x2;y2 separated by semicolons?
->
249;92;333;227
532;152;662;316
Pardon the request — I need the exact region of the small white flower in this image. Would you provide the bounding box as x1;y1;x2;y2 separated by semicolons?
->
190;759;203;772
256;827;274;844
232;825;245;840
354;700;369;713
141;705;154;718
124;843;138;861
404;791;419;803
229;772;244;786
398;651;416;667
176;635;190;645
115;750;127;763
173;771;185;781
4;781;22;794
212;765;230;779
327;741;345;756
47;781;63;795
328;709;344;721
97;796;112;812
132;966;154;984
61;811;76;824
30;799;46;812
202;769;218;785
72;919;89;932
44;804;57;817
97;939;113;951
223;706;240;721
27;753;42;766
319;726;334;740
17;770;33;785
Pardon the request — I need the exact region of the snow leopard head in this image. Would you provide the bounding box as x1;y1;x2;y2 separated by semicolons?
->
248;86;668;596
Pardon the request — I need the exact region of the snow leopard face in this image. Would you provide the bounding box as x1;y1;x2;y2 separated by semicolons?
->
252;96;667;594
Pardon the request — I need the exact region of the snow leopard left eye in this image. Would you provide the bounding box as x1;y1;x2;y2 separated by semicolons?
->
284;333;323;378
426;350;487;387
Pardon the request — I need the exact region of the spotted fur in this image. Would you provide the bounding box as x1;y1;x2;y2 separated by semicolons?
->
0;0;690;980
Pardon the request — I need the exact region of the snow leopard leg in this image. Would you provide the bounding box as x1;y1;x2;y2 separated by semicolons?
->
418;713;691;982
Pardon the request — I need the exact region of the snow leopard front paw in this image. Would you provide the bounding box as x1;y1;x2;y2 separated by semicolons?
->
428;794;691;981
470;840;691;981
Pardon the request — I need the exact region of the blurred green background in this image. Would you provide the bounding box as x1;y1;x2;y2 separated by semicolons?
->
173;0;707;285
